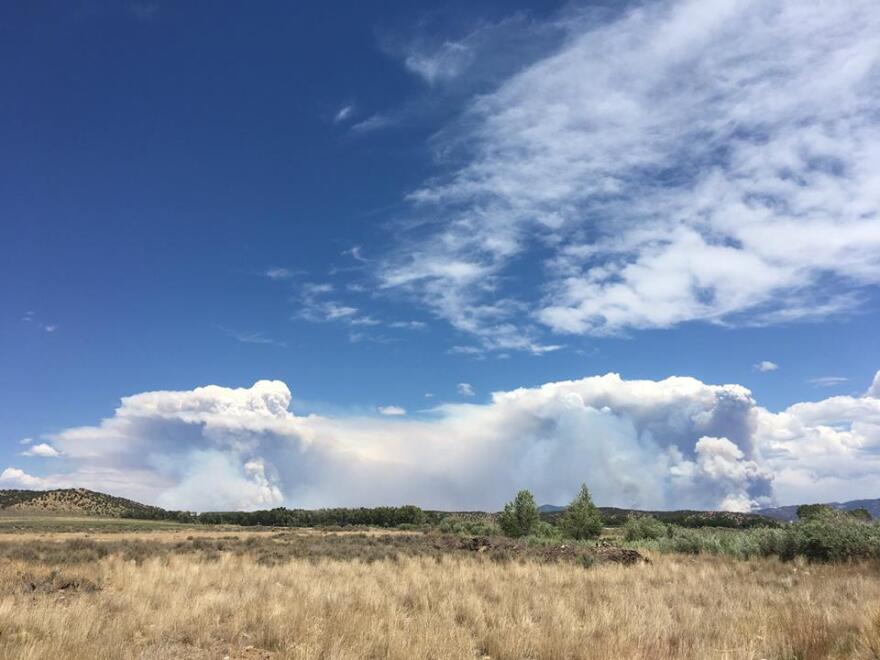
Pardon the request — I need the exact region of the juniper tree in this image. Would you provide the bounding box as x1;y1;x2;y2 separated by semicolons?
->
498;490;539;538
560;484;603;540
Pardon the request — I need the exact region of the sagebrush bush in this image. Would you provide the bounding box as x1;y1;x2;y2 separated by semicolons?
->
529;520;562;540
623;515;667;541
625;515;880;562
438;515;500;536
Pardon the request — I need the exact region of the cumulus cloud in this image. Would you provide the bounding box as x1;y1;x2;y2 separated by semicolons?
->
754;361;779;373
377;405;406;416
0;467;48;489
457;382;475;397
10;370;880;512
380;0;880;348
21;443;62;458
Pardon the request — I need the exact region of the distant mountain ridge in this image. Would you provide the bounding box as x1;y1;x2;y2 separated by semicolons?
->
2;489;876;523
756;498;880;522
0;488;160;517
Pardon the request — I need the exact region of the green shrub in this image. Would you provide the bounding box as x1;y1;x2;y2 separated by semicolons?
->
530;520;562;540
623;515;667;541
438;516;500;536
796;503;835;521
624;516;880;563
670;529;704;554
559;484;603;540
787;516;880;562
498;490;540;538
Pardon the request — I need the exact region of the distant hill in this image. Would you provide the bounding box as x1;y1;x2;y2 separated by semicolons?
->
538;504;565;513
757;498;880;522
0;488;160;518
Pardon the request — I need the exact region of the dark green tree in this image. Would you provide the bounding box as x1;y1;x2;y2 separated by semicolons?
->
559;484;603;540
498;490;539;538
847;507;872;522
796;504;834;521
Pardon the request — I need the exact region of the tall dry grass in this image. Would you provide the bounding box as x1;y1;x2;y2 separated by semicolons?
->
0;550;879;659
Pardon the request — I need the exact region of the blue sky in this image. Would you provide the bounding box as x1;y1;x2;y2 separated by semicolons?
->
2;1;879;510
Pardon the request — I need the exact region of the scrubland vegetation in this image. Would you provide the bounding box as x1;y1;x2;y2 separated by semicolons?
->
2;490;880;658
0;527;879;659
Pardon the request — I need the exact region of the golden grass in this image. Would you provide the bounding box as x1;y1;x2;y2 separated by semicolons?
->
0;540;879;660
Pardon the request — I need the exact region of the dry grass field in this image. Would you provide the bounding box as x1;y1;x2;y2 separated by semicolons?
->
0;524;878;660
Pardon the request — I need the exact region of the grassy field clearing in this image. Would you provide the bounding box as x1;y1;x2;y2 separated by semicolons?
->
0;523;878;659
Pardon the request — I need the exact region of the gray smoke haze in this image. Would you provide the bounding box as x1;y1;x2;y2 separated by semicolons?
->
3;371;879;511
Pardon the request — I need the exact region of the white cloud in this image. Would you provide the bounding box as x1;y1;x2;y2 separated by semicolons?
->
296;283;377;328
389;320;427;331
381;0;880;347
342;246;368;263
0;467;48;489
333;105;354;123
264;267;294;280
405;40;474;85
457;382;475;397
377;405;406;416
754;361;779;373
44;325;57;333
21;443;62;458
8;370;880;511
867;372;880;398
350;115;392;133
808;376;849;388
19;437;33;445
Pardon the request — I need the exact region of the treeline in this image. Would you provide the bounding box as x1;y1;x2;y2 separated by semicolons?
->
123;505;428;528
594;507;779;529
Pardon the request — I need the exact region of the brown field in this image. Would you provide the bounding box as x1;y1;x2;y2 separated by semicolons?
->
0;523;878;659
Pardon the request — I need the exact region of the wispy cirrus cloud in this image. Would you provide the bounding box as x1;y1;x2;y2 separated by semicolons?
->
379;0;880;349
217;326;287;348
350;114;393;134
405;40;474;85
808;376;849;388
263;267;296;281
333;105;354;124
292;282;426;342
